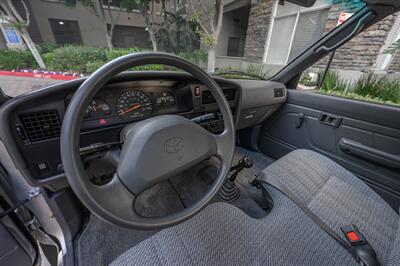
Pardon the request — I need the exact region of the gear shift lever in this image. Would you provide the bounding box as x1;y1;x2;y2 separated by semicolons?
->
229;156;253;182
218;155;254;202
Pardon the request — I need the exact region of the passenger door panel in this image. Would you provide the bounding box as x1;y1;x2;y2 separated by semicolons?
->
259;90;400;208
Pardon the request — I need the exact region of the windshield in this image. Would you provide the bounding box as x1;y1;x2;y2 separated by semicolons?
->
0;0;365;96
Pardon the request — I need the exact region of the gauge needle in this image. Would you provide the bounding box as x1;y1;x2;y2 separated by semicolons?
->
119;104;142;116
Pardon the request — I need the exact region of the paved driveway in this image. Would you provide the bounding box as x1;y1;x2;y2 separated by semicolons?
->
0;76;63;97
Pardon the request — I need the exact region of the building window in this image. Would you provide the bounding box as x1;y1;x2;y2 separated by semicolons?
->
264;0;331;66
112;25;151;48
48;19;83;45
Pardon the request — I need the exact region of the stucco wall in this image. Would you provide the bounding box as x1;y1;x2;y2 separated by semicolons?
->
216;5;250;57
28;1;152;48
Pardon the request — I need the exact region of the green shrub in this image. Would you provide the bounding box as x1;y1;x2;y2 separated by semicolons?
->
178;49;207;65
351;72;400;104
85;60;106;73
379;79;400;103
318;70;400;105
47;45;107;73
320;71;348;92
43;46;165;73
41;52;54;66
0;49;37;70
353;72;381;98
105;47;145;61
38;43;59;54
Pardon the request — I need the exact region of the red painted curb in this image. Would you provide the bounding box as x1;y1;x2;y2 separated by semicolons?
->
0;70;82;81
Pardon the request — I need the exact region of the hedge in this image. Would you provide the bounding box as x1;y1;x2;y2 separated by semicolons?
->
0;45;207;74
300;71;400;106
0;49;38;70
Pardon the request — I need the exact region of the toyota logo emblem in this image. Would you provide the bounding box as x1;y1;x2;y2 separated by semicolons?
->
164;137;184;154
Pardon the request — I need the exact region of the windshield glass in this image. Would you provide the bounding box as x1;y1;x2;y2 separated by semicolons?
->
0;0;365;96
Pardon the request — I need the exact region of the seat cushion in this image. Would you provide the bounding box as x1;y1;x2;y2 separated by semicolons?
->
261;149;399;266
111;149;399;266
111;188;357;266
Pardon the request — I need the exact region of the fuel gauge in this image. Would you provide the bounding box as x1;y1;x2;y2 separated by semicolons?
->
85;98;111;118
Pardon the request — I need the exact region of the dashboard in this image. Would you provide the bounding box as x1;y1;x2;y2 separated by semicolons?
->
0;72;287;191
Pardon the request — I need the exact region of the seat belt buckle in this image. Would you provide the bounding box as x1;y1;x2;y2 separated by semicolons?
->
341;225;380;266
341;224;366;245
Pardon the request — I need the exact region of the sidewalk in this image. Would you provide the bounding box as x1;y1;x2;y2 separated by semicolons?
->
0;76;64;97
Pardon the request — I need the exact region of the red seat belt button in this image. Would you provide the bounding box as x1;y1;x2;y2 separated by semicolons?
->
346;231;361;242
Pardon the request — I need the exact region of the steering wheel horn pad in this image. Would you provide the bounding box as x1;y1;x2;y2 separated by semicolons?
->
117;115;217;195
60;52;235;229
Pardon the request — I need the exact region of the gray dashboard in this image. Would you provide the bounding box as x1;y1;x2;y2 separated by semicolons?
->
0;71;286;190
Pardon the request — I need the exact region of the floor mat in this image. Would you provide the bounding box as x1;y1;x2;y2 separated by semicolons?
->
76;147;274;266
76;161;216;266
76;215;157;266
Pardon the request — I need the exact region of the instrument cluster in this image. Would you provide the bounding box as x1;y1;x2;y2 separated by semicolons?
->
68;81;190;130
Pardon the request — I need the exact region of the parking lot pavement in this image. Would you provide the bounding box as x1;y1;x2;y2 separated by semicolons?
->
0;76;63;97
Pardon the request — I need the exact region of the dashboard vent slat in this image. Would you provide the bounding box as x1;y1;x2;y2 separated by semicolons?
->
202;88;236;105
20;110;62;142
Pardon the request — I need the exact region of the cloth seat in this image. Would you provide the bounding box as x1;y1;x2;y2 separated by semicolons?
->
111;149;400;266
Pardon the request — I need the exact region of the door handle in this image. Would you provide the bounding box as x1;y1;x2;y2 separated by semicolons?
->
319;113;342;128
339;138;400;169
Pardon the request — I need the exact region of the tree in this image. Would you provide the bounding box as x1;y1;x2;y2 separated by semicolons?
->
188;0;224;72
121;0;166;51
157;10;199;54
65;0;120;49
0;0;46;69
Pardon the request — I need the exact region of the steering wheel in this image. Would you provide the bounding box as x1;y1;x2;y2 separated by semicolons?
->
60;52;235;229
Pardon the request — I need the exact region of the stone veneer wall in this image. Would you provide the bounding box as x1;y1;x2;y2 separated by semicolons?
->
388;50;400;73
243;0;274;62
243;0;399;73
316;4;397;72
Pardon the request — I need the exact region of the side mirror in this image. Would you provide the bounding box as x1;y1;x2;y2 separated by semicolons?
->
281;0;316;7
299;72;320;89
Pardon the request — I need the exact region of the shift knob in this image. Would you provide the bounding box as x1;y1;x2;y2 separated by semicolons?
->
240;156;253;168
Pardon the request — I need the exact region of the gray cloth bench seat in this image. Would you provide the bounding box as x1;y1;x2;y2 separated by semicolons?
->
111;149;400;266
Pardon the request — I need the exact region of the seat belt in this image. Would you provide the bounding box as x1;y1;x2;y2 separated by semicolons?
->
258;174;380;266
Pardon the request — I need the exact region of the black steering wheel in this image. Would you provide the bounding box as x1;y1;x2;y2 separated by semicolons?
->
60;52;235;229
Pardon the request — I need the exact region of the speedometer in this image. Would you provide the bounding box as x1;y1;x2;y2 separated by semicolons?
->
116;90;153;119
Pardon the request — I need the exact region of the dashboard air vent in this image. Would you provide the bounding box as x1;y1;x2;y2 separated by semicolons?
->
202;88;236;105
20;110;62;142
